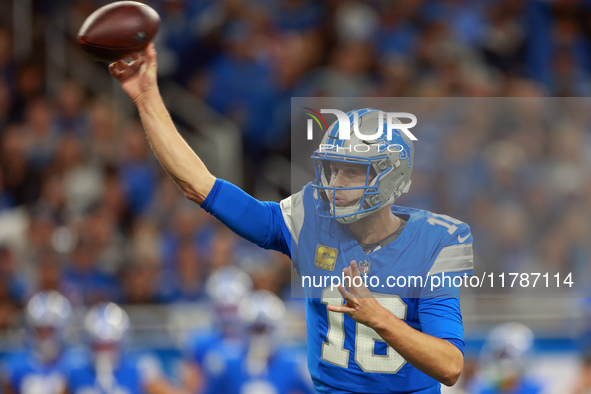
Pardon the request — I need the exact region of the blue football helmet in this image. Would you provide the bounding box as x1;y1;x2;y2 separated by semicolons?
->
238;290;285;333
206;266;253;334
311;108;414;224
25;291;72;362
84;302;130;345
206;266;253;309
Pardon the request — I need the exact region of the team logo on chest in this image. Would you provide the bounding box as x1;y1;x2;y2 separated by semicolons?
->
359;260;371;276
315;245;338;271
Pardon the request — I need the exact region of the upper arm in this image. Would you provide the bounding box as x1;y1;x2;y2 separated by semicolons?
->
418;297;465;353
200;179;291;256
419;220;474;353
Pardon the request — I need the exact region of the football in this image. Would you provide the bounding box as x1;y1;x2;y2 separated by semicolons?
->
77;1;160;63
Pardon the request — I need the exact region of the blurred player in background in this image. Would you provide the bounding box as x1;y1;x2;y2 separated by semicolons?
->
182;266;252;393
0;291;72;394
109;43;473;392
474;322;542;394
66;302;182;394
202;290;313;394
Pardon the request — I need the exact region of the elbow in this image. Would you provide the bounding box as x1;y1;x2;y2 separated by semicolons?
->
440;363;462;387
179;178;214;205
182;187;205;205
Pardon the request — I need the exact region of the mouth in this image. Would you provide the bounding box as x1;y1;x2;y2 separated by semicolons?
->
334;197;346;206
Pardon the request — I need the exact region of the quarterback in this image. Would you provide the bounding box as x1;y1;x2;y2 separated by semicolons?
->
109;43;473;393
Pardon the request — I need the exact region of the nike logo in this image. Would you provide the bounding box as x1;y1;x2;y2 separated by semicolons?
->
457;233;471;243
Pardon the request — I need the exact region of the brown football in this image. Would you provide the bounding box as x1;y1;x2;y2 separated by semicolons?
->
77;1;160;63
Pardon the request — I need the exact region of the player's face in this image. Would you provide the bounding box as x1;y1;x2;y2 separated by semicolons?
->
33;326;61;362
326;162;374;207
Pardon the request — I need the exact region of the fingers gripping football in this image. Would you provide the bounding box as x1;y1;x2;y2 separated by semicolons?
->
109;43;158;104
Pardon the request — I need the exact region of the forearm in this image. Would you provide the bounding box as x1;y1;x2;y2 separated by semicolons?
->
135;89;215;204
372;310;463;386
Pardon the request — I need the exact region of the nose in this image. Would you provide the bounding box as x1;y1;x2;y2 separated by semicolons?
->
329;171;344;188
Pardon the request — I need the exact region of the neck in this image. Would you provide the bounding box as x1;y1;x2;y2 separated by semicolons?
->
347;206;401;244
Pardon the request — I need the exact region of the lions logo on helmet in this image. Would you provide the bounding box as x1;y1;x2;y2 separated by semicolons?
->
311;108;414;224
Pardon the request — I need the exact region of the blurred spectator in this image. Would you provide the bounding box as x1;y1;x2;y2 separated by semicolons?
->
21;97;59;170
63;238;120;305
0;245;27;329
0;167;16;211
0;126;41;206
161;241;206;302
54;80;89;137
119;122;159;217
34;249;76;299
87;96;120;166
120;259;164;305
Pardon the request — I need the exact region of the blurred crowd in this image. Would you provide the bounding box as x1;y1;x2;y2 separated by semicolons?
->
0;0;590;392
0;0;589;322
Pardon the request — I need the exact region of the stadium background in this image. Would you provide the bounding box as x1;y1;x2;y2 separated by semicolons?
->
0;0;590;392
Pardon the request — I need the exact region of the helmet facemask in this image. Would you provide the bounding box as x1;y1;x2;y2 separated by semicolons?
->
311;109;413;224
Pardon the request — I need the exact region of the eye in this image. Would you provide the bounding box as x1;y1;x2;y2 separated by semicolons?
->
330;164;339;176
346;168;360;176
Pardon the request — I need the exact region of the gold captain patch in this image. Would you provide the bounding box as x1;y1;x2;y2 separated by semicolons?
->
315;245;338;272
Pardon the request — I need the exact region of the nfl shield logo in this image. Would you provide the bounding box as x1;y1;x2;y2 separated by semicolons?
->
359;260;371;276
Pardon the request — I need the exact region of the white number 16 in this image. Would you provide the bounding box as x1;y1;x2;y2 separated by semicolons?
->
320;286;408;373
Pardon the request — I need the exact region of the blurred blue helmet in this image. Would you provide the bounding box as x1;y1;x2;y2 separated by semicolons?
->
25;291;72;362
480;322;534;380
26;291;72;329
206;266;253;335
312;109;413;224
84;303;130;345
238;290;285;333
206;266;253;309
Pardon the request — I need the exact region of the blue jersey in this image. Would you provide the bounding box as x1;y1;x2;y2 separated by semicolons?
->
202;340;313;394
186;328;225;367
280;183;474;394
67;350;163;394
1;350;75;394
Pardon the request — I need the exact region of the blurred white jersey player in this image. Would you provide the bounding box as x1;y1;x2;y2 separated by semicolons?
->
202;290;313;394
66;302;180;394
182;266;253;392
1;291;73;394
475;322;543;394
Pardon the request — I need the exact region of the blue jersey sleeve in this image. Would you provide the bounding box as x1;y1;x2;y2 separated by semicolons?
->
418;297;465;354
200;179;291;257
417;219;474;354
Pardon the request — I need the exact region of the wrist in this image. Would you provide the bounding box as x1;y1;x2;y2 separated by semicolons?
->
133;87;160;107
370;307;398;332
